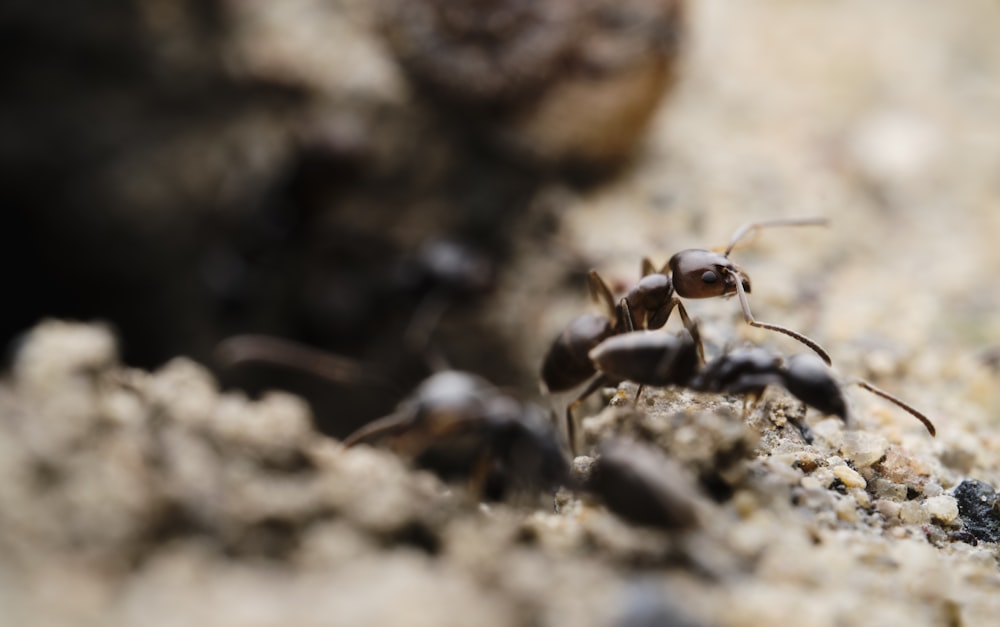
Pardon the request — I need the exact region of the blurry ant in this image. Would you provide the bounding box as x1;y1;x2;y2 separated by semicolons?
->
542;217;831;448
584;437;701;532
580;327;935;451
343;370;570;501
218;335;569;501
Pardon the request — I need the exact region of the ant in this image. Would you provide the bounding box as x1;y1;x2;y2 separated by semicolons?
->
542;217;831;449
584;437;701;531
584;327;936;448
341;370;570;501
218;335;570;501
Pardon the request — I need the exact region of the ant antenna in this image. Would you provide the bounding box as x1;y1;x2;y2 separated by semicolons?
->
724;217;829;257
852;379;936;436
216;334;401;393
730;271;833;365
341;410;411;447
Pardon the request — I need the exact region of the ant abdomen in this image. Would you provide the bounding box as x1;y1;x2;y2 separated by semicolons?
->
541;313;615;393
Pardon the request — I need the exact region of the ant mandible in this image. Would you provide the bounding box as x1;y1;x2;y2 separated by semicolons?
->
541;218;831;448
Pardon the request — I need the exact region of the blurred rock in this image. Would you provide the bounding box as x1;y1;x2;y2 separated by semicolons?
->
953;479;1000;544
379;0;685;172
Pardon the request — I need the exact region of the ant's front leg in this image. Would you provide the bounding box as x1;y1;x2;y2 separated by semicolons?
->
673;300;706;365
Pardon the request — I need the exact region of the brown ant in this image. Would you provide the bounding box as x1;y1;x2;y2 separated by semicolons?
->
341;370;570;501
542;218;831;449
218;336;570;501
582;327;936;450
584;437;701;531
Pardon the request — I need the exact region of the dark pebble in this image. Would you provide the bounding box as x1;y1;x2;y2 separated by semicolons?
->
953;479;1000;544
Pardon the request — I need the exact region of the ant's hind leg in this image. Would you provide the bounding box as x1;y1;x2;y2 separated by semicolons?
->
588;271;618;320
787;402;815;444
565;374;614;456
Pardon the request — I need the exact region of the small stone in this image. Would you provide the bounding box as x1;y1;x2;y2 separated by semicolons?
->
953;479;1000;543
800;476;823;492
732;490;759;519
572;455;597;485
834;495;859;522
872;478;908;501
833;465;867;490
811;418;845;447
812;468;835;489
841;432;889;468
899;501;930;525
922;481;944;498
877;499;901;522
924;495;959;525
850;488;872;509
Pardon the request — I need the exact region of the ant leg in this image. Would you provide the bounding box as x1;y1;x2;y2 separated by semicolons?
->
618;298;638;333
646;298;676;330
565;374;615;456
852;380;936;436
641;257;658;277
588;271;618;320
467;453;494;502
674;299;706;365
404;291;451;359
724;217;829;256
746;393;760;418
342;411;413;447
216;334;400;390
787;402;815;443
731;273;832;365
617;299;649;406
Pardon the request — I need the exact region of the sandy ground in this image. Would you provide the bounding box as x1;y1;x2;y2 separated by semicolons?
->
4;1;1000;626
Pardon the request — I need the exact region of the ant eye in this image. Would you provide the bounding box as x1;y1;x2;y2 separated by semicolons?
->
701;270;717;284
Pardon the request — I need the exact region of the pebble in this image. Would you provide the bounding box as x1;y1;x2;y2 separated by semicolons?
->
832;465;867;490
800;476;823;492
876;499;902;523
924;495;959;525
841;432;889;468
872;478;908;501
953;479;1000;543
811;418;844;447
834;495;860;522
899;501;930;525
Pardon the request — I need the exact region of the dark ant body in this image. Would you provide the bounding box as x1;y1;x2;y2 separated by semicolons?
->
581;327;935;451
584;437;701;531
542;218;832;448
219;335;570;501
342;370;571;501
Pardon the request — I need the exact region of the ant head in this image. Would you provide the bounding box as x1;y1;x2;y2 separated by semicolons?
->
667;249;751;299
